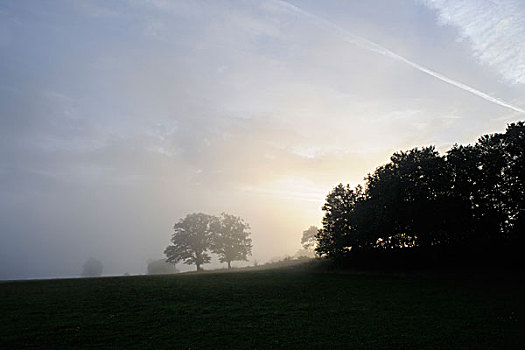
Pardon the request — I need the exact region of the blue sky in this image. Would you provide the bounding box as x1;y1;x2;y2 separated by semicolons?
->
1;0;524;279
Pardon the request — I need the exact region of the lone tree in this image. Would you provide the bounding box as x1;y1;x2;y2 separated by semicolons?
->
301;226;319;251
165;213;214;271
211;213;252;269
81;257;103;277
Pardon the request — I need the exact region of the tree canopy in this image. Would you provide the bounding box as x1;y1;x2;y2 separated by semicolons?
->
210;213;252;269
316;122;525;266
165;213;214;271
165;212;252;271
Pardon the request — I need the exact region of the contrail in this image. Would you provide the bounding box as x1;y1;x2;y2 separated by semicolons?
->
274;0;525;114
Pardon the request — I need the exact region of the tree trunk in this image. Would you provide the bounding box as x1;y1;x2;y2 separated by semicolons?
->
196;263;201;271
227;261;231;269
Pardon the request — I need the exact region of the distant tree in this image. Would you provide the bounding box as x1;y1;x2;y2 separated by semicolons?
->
81;258;103;277
165;213;214;271
210;213;252;269
147;259;179;275
301;226;319;251
294;248;315;259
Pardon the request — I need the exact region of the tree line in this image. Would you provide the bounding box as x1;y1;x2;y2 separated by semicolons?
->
316;122;524;266
165;212;252;271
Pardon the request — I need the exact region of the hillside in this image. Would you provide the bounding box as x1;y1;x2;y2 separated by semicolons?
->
1;268;523;349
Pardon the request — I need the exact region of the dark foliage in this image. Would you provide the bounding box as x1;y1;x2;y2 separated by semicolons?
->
317;122;525;266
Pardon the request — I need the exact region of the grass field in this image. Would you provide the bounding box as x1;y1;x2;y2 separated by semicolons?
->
1;266;523;349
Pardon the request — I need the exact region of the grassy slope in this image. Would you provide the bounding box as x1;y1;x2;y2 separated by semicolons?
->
1;268;523;349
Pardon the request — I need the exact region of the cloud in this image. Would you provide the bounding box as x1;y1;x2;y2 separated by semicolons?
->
274;0;524;113
421;0;525;85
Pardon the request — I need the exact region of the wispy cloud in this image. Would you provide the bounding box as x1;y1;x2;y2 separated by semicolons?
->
421;0;525;85
274;0;525;114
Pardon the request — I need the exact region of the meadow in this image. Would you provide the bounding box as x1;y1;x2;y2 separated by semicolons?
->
1;266;523;349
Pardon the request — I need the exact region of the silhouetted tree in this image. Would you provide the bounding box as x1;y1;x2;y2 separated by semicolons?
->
365;146;453;247
165;213;214;271
147;259;179;275
81;258;103;277
446;143;481;243
315;122;524;265
210;213;252;269
316;184;363;259
502;122;525;245
301;226;318;251
444;123;525;251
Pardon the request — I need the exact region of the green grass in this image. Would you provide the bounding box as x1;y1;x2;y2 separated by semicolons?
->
1;267;523;349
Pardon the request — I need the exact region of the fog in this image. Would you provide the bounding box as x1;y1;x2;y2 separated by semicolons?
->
1;0;524;279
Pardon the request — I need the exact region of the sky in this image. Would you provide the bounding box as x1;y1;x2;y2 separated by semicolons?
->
1;0;524;279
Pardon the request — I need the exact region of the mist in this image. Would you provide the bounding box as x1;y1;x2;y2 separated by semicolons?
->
1;0;524;280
